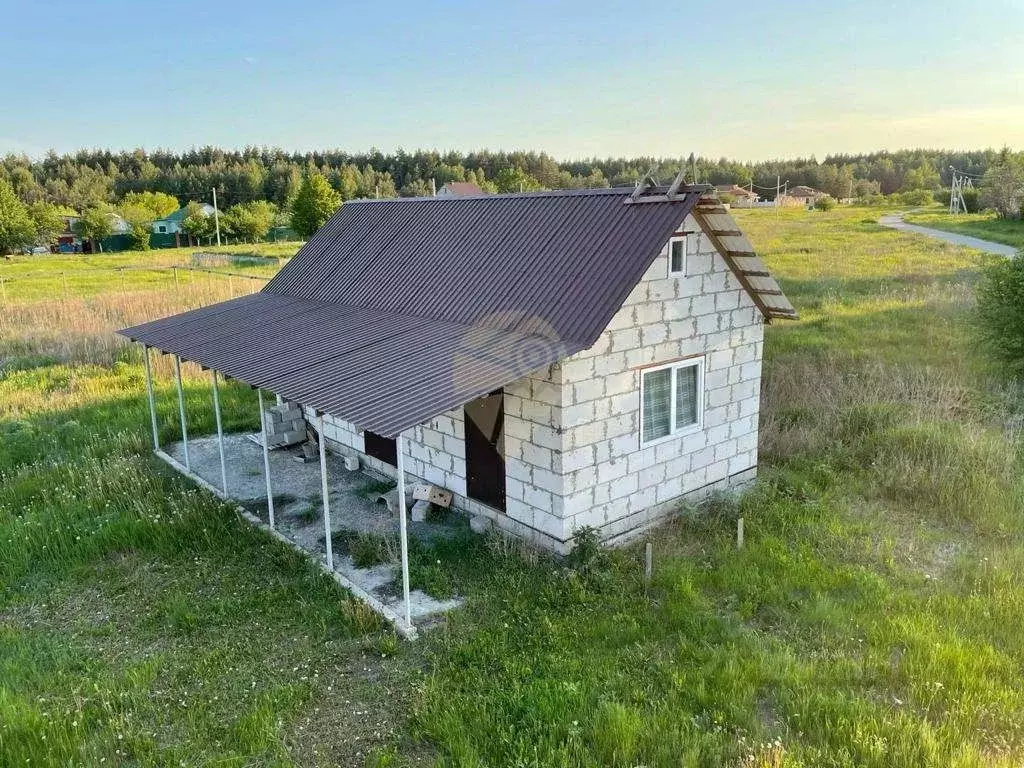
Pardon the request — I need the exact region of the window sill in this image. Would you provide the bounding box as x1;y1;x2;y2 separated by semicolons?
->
639;420;704;450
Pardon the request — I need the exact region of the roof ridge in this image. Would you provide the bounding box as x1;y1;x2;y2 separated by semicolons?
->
344;185;706;205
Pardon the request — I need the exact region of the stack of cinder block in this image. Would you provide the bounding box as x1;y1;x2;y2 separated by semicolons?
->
263;400;306;448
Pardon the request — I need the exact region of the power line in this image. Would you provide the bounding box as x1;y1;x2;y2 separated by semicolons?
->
949;166;983;179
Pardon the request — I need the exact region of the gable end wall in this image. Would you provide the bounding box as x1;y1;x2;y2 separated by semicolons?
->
553;212;763;543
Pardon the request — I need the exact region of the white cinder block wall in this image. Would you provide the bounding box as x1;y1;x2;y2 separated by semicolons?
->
312;212;764;553
313;364;573;549
554;213;763;547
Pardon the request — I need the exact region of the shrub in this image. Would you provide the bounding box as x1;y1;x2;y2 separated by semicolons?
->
895;189;934;206
128;224;151;251
980;158;1024;219
813;195;837;211
975;255;1024;374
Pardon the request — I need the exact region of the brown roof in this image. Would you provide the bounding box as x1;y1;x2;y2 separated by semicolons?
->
715;184;757;198
123;188;697;435
786;185;821;197
121;186;794;436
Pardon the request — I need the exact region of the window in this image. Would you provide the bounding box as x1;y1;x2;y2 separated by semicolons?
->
668;235;687;275
640;358;704;445
158;225;167;233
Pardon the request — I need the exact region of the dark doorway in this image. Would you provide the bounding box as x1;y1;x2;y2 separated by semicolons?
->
364;430;397;466
464;390;505;511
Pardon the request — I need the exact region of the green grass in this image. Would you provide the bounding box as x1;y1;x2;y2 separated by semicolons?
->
904;210;1024;251
0;241;300;302
3;205;1024;765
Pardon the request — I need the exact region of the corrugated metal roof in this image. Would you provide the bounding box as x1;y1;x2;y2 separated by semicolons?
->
122;293;577;437
121;185;792;437
265;186;703;346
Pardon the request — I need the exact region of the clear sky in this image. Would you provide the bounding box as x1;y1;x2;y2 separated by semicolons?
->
2;0;1022;161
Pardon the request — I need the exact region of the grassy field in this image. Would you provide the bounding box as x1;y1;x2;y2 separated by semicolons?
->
0;242;301;365
1;240;300;301
904;210;1024;251
2;207;1024;766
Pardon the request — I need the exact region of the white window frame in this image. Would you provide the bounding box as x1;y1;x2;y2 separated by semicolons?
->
639;356;705;448
667;235;688;276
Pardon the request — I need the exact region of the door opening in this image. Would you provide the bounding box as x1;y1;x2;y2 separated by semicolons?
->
364;430;397;466
464;390;505;511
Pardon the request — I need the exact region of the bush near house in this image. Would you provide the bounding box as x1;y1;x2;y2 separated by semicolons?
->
975;253;1024;374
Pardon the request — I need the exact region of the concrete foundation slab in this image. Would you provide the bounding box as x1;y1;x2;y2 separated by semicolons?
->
160;433;465;630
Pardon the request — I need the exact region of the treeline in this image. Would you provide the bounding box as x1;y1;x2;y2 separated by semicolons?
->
2;146;1019;211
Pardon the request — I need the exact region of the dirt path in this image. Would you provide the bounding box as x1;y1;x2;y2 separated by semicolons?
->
878;212;1018;256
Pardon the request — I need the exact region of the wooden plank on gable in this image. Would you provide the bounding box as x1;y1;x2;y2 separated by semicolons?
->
691;205;798;323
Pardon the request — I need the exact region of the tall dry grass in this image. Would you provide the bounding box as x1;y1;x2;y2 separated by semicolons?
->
760;355;1024;531
0;278;264;367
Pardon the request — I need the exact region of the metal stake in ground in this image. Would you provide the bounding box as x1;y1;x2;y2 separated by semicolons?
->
396;433;412;628
142;344;159;450
318;414;334;571
257;389;276;529
211;370;228;496
174;355;190;471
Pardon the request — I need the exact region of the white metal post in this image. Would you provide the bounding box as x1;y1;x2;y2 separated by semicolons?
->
318;414;334;570
212;187;221;246
258;389;276;528
174;355;190;471
142;344;159;450
396;433;412;627
211;370;228;496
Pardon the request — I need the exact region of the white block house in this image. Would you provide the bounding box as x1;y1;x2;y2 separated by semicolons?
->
307;197;793;552
124;181;795;555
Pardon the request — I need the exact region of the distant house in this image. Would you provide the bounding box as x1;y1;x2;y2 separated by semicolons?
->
779;185;824;206
57;213;81;252
58;211;131;253
437;181;485;197
152;204;215;235
715;184;759;203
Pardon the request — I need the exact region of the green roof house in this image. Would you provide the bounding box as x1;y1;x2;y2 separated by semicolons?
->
152;204;215;235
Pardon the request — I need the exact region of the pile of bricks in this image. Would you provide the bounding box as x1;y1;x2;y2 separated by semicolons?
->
263;400;307;448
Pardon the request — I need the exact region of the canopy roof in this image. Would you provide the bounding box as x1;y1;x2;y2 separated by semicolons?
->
121;185;791;437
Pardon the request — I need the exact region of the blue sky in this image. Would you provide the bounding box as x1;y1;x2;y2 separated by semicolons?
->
1;0;1021;160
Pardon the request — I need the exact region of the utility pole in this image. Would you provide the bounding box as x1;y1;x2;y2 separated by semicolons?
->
775;174;780;207
212;187;221;246
949;166;971;215
430;178;436;197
